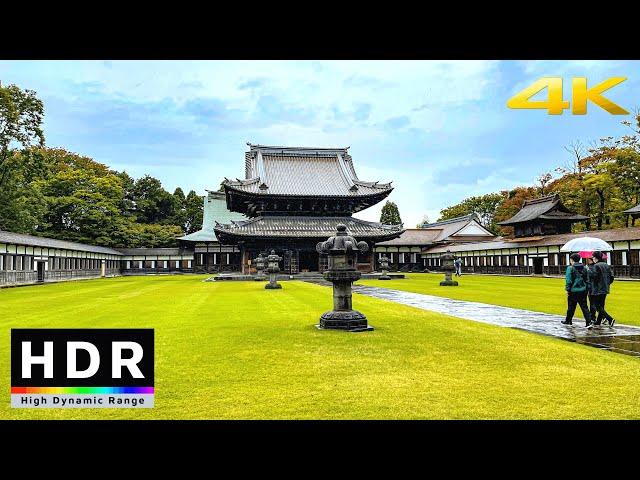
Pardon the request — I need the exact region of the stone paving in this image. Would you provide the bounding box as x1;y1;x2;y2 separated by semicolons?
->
303;279;640;357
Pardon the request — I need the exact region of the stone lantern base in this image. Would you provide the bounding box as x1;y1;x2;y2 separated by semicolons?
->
318;310;373;332
379;273;391;280
265;281;282;289
440;271;458;286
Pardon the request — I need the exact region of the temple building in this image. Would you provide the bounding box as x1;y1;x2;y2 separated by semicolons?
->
624;203;640;226
421;195;640;278
496;194;589;237
374;214;495;271
214;144;404;274
178;190;246;273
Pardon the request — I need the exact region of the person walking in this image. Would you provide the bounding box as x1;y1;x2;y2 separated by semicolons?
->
454;257;462;277
589;251;616;326
561;253;592;327
585;256;597;321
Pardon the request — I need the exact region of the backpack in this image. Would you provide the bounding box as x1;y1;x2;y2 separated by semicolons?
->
569;266;588;292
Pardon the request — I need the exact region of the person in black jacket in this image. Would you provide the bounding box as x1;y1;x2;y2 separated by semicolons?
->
585;256;598;321
588;251;616;326
561;253;592;327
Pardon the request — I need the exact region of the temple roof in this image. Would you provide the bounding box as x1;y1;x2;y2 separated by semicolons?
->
423;226;640;254
214;216;404;241
0;230;122;255
222;144;393;198
377;214;495;246
623;203;640;215
497;194;588;226
179;191;246;243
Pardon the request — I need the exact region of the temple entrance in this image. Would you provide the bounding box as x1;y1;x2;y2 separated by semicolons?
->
299;250;319;272
533;257;543;274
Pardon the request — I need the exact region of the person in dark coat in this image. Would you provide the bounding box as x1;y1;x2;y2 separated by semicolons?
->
585;256;597;321
588;251;616;326
561;253;593;327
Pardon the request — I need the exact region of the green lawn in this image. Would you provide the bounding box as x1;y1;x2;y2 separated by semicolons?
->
358;273;640;326
1;275;639;420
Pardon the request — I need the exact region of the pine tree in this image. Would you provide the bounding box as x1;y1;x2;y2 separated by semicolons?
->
380;201;402;225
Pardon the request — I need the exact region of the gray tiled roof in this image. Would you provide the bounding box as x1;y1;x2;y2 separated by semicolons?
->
624;204;640;215
214;216;404;240
423;227;640;254
223;144;393;197
0;230;123;255
497;194;589;225
376;229;442;246
116;248;182;255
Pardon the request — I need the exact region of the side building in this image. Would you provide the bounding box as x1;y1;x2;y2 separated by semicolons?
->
420;195;640;278
0;230;122;287
374;213;496;271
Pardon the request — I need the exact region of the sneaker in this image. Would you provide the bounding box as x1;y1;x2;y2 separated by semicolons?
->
609;318;616;327
586;323;594;329
561;320;572;325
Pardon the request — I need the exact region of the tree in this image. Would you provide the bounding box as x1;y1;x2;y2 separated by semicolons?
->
494;186;540;236
380;201;402;225
0;84;45;188
416;214;430;228
131;175;178;224
536;172;553;195
184;190;203;233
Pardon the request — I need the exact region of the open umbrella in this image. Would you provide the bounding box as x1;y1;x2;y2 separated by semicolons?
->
560;237;612;252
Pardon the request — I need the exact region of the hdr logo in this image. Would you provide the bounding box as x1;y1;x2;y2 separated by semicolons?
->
11;329;154;409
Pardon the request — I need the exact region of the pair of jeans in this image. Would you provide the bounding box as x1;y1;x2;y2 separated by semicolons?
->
566;291;591;325
590;294;613;325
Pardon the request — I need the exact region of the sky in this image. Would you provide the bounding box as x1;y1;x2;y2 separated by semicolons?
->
0;60;638;227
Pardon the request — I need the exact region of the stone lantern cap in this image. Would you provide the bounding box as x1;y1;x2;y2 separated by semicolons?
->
316;224;369;255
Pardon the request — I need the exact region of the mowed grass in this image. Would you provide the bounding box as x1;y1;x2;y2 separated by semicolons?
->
1;275;639;420
358;273;640;326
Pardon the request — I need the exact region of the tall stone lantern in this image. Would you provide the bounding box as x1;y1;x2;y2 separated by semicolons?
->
316;224;373;332
439;249;458;286
378;254;391;280
254;253;267;281
264;250;283;289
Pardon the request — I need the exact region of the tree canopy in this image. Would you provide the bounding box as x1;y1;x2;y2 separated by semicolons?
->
0;84;203;247
439;112;640;236
380;201;402;225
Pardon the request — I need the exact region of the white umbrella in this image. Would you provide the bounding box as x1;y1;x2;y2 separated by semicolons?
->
560;237;612;252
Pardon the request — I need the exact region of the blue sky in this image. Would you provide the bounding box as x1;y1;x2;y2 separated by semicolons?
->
0;60;638;227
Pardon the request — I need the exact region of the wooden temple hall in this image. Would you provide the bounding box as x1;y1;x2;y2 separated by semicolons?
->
419;195;640;278
213;144;404;274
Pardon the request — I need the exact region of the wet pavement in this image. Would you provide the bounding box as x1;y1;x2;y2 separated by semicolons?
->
303;279;640;357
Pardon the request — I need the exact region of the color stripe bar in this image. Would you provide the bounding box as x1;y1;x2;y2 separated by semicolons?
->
11;386;154;394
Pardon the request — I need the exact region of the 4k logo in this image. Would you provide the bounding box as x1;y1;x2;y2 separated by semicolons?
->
507;77;629;115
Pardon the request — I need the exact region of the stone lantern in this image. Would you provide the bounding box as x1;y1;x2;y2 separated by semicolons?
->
254;253;267;281
378;254;391;280
316;224;372;332
439;249;458;286
264;250;282;289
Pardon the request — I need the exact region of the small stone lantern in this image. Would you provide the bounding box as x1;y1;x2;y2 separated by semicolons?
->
439;249;458;286
254;253;267;281
378;254;391;280
264;250;282;289
316;224;372;332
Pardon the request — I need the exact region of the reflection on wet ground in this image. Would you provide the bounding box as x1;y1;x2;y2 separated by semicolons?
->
304;279;640;357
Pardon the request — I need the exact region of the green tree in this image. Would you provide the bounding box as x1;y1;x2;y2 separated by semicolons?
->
184;190;203;233
131;175;177;224
0;84;45;188
380;201;402;225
